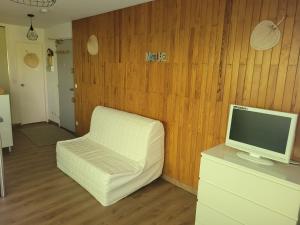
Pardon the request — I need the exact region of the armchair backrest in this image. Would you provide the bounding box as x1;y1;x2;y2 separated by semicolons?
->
89;106;164;167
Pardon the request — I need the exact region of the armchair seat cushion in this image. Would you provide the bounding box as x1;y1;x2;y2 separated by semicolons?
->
58;137;141;179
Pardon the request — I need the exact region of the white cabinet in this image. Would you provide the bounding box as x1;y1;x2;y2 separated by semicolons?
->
195;144;300;225
0;95;13;148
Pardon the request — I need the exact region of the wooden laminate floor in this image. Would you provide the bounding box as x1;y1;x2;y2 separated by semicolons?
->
0;125;196;225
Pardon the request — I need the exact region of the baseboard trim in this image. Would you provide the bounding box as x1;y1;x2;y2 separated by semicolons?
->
48;120;77;136
48;119;59;126
12;123;21;128
162;175;197;195
14;121;48;127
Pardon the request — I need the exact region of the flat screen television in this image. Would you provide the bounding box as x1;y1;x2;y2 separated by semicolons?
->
225;104;298;165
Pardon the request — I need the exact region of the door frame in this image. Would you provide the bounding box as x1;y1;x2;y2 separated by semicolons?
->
56;38;75;132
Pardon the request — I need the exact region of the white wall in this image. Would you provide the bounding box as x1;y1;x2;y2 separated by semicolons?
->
0;23;47;124
0;22;72;124
45;39;60;123
45;22;72;124
46;22;72;40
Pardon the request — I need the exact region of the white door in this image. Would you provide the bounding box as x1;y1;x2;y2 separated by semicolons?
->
57;40;75;132
17;42;46;124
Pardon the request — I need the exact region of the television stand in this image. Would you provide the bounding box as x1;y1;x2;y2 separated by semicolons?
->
195;144;300;225
236;151;274;166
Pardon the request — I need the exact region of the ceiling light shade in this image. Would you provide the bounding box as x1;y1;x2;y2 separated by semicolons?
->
27;14;38;41
10;0;56;7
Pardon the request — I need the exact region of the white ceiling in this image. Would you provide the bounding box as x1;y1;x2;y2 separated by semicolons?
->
0;0;152;28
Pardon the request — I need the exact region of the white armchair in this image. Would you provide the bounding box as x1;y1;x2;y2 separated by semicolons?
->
56;106;165;206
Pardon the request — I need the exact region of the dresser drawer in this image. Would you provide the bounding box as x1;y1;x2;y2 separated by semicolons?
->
195;202;242;225
200;158;300;220
198;181;296;225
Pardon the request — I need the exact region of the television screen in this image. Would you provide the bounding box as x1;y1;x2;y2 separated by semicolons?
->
229;108;291;154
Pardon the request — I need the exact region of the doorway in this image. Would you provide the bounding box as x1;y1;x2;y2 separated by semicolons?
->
56;39;75;132
17;42;47;124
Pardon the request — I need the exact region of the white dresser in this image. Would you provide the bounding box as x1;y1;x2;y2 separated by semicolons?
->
0;94;13;149
195;144;300;225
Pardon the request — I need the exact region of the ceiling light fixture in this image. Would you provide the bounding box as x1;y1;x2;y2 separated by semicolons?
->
27;14;38;41
9;0;56;8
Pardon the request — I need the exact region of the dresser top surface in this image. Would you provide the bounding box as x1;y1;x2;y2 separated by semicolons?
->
202;144;300;189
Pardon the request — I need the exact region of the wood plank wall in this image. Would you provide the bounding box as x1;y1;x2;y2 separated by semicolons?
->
73;0;300;190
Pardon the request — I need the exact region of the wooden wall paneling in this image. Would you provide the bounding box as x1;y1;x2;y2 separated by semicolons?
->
250;0;271;106
219;65;233;140
293;42;300;161
150;0;164;33
196;64;207;136
255;0;277;108
294;120;300;160
161;0;177;32
265;65;279;107
73;20;80;132
265;0;287;108
235;0;254;105
207;0;227;148
196;0;208;65
164;123;179;179
256;51;271;106
282;65;298;111
291;57;300;113
178;124;193;185
96;63;105;106
249;65;262;106
273;0;297;110
188;131;198;187
219;0;238;141
179;0;193;30
217;0;232;102
187;64;197;98
73;20;86;135
200;2;212;65
73;0;300;190
180;123;200;188
270;1;288;66
229;0;247;106
200;0;221;149
192;132;203;187
282;0;300;112
82;19;91;85
289;4;300;66
254;0;271;65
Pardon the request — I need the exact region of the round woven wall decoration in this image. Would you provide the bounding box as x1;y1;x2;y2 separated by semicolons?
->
250;20;281;51
24;53;39;68
87;35;99;56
